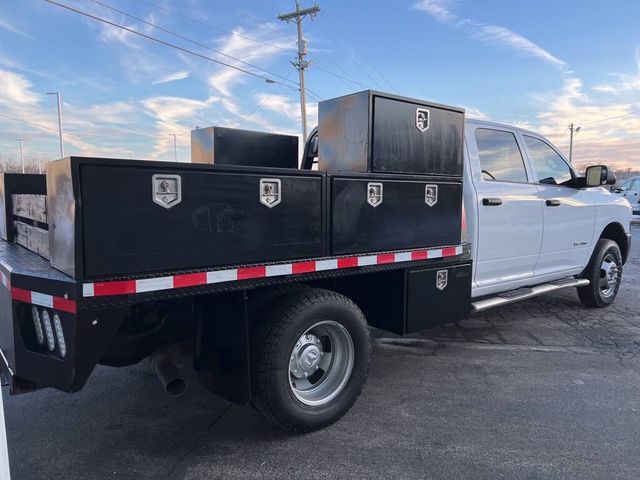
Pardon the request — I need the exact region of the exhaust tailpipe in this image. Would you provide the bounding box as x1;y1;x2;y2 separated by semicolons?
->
150;350;186;397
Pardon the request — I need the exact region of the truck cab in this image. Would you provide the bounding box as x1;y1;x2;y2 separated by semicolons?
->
463;119;631;304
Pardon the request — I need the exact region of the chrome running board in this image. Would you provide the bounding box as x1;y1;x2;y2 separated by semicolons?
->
471;277;590;313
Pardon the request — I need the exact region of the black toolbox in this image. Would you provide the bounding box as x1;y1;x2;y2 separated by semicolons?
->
47;158;324;279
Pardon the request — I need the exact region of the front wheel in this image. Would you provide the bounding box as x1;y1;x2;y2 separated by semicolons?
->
577;239;623;308
251;288;370;432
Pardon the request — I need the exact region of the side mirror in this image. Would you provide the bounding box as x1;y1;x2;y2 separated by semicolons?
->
585;165;616;187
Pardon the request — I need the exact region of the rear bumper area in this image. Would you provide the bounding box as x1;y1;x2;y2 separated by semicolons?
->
0;241;123;394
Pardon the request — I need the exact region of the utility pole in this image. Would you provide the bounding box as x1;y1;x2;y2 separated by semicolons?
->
46;92;65;159
169;134;177;162
37;151;41;174
568;123;581;163
16;139;24;173
278;2;320;141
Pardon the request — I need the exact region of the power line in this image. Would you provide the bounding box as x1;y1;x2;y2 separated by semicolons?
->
579;110;640;126
232;69;295;127
320;10;398;93
0;112;59;133
132;0;289;52
311;20;386;91
87;0;299;90
313;60;368;90
45;0;323;102
43;0;293;89
0;110;178;143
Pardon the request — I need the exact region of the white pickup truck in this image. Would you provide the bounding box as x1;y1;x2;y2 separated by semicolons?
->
462;119;631;310
0;91;631;433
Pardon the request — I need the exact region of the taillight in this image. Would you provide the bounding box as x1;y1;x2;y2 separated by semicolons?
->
31;306;44;345
25;306;67;358
41;310;55;352
53;313;66;358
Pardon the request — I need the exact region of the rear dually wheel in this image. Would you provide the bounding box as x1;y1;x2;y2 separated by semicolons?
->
251;288;370;433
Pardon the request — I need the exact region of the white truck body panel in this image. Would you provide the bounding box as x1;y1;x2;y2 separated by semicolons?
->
464;119;632;299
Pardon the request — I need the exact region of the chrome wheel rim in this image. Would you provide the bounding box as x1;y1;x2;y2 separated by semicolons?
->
288;321;354;406
599;253;620;298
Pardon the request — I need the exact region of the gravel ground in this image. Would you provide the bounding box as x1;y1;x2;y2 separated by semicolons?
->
3;225;640;479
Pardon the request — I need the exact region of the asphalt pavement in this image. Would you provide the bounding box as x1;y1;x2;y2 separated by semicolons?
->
3;225;640;479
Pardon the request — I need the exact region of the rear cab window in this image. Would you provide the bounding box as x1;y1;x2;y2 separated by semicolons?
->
474;128;528;182
523;135;573;186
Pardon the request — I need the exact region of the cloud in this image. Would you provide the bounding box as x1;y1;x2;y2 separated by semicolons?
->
592;46;640;95
207;24;291;97
0;17;32;39
414;0;565;69
471;25;565;68
152;70;190;85
462;106;489;120
0;68;160;160
0;70;40;105
414;0;458;23
253;93;318;128
533;76;640;168
142;96;215;157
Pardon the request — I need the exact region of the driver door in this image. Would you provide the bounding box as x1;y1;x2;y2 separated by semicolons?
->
521;134;595;276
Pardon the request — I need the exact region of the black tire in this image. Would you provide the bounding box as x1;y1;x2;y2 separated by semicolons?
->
577;238;623;308
247;283;310;321
251;288;370;433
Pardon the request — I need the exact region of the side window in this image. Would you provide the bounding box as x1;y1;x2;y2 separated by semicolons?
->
631;179;640;190
523;135;573;185
475;128;528;182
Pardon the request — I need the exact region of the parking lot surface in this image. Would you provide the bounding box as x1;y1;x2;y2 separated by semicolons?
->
4;225;640;479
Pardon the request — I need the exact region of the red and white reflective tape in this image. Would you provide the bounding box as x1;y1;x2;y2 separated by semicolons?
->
83;245;464;299
10;287;76;314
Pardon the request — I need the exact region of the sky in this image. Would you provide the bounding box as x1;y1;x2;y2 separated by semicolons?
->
0;0;639;169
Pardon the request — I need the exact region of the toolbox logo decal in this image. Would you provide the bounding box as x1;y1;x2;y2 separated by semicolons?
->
367;182;383;207
416;108;430;132
436;269;448;291
152;174;182;209
260;178;282;208
425;184;438;207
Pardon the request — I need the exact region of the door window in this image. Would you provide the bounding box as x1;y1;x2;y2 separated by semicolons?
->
475;128;528;182
523;135;573;185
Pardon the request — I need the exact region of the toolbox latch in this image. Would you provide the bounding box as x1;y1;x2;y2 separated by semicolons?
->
260;178;282;208
152;174;182;209
367;182;383;208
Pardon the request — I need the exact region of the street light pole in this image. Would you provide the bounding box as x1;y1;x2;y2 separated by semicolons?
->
46;92;65;159
16;139;25;173
169;134;177;162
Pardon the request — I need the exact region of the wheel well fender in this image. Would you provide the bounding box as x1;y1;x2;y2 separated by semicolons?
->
599;222;629;264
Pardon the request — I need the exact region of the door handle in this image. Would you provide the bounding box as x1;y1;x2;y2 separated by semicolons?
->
546;199;561;207
482;197;502;206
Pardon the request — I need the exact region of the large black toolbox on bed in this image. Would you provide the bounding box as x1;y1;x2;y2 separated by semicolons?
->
47;158;323;279
318;90;464;176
